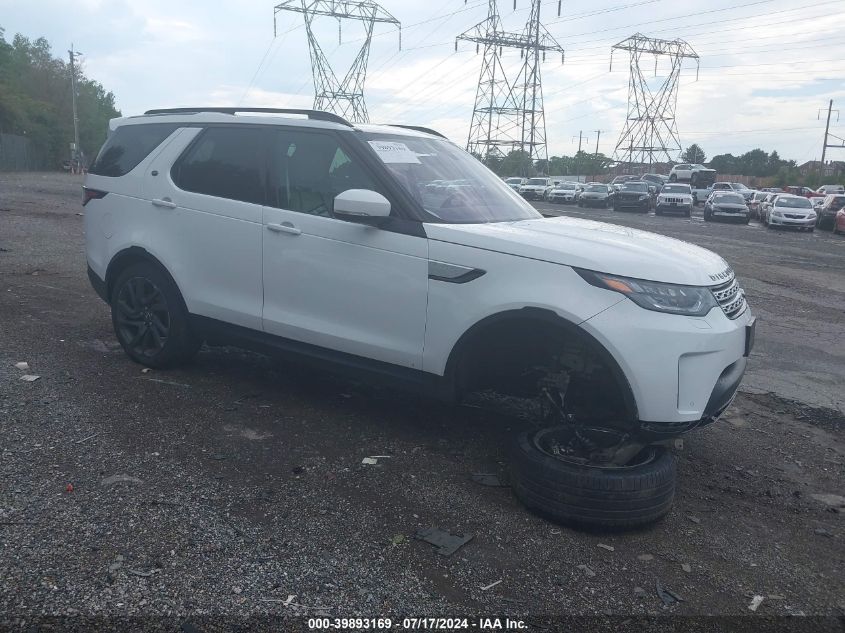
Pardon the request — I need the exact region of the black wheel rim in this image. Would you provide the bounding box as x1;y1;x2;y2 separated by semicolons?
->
533;426;657;470
115;277;170;357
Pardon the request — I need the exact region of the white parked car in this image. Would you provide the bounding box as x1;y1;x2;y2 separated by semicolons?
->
669;163;707;182
817;184;845;195
765;194;817;231
655;183;694;216
547;181;579;204
84;107;755;528
518;177;554;200
504;177;525;192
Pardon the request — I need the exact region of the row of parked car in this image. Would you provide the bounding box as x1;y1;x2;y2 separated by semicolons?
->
504;175;845;233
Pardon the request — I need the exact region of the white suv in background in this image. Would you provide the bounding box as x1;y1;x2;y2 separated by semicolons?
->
84;107;755;528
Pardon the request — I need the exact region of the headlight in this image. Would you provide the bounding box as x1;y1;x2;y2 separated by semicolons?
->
639;195;649;201
575;269;718;316
772;210;783;217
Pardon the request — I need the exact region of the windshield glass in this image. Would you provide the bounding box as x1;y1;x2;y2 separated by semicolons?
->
775;197;812;209
527;178;547;185
555;183;576;190
621;182;648;192
713;194;746;204
586;185;606;192
662;184;690;194
362;134;541;223
731;183;750;190
505;178;522;184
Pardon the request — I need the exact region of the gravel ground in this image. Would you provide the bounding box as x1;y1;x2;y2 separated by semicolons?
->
1;173;844;631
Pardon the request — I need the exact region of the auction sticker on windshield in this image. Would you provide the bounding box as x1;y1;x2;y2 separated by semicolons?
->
368;140;421;164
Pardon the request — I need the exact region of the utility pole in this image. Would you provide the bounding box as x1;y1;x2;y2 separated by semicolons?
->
594;130;602;155
818;99;841;181
68;44;82;171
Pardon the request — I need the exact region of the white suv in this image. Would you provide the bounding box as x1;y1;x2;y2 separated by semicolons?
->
84;108;755;528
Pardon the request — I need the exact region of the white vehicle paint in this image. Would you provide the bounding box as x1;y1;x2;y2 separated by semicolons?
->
84;108;754;432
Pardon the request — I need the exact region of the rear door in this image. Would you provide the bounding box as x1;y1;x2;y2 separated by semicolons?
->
261;127;428;369
144;125;268;330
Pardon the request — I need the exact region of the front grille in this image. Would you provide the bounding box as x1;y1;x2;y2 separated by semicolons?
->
710;276;747;319
663;197;685;203
784;213;807;219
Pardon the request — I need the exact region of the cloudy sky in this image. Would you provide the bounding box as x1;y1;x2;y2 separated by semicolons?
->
3;0;844;164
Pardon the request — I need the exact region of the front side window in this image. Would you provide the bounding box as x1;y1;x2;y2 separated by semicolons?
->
171;127;267;205
270;129;380;217
360;133;541;224
90;123;179;177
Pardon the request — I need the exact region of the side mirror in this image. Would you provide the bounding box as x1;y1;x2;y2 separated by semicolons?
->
333;189;391;227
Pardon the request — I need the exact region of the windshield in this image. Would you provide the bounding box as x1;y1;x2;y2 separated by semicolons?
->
621;182;648;192
662;184;690;194
527;178;547;185
775;197;812;209
505;178;522;184
586;185;606;192
362;133;541;223
713;194;746;204
555;184;576;190
731;183;750;190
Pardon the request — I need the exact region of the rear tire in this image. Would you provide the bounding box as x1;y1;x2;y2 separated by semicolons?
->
110;262;202;368
510;426;676;529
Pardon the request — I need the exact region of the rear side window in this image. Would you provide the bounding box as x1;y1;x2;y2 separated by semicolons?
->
89;123;179;177
171;127;267;205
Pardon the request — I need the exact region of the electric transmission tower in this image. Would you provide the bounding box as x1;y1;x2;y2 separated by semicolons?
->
274;1;400;123
456;0;564;166
610;33;699;168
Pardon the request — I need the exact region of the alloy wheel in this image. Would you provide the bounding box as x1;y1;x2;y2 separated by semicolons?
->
114;277;170;357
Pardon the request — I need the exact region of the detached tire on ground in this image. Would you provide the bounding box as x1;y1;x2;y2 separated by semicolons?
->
509;426;676;529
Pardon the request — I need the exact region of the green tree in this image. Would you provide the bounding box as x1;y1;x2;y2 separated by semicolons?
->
681;144;706;164
0;26;120;168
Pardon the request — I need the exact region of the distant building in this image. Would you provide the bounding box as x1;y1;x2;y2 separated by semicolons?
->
799;160;845;177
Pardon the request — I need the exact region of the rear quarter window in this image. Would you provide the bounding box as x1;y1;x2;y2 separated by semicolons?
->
89;123;180;177
171;126;268;205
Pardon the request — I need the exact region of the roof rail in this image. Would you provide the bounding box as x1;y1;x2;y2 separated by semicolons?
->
389;124;447;139
142;107;353;127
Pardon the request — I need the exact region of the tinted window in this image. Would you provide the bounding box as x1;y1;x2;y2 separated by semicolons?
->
172;127;267;205
270;129;379;217
89;123;179;177
662;184;691;194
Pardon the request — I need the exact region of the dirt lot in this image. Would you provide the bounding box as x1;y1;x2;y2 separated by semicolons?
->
1;173;844;631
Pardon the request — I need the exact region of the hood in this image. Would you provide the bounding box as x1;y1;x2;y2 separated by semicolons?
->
425;216;730;286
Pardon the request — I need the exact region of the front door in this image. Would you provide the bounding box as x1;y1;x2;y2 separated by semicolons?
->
261;127;428;370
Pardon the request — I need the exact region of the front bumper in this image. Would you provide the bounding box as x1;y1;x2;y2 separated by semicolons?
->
580;297;753;424
580;197;608;206
769;214;815;227
549;194;575;203
616;199;650;210
657;202;692;213
520;190;546;200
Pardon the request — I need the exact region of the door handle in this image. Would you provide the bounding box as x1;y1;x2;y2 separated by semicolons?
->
151;198;177;209
266;222;301;236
